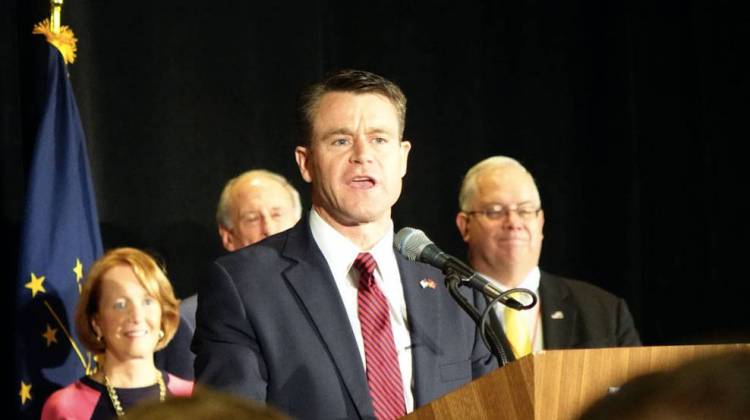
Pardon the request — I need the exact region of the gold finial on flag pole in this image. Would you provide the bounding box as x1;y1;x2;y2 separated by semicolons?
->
32;0;77;64
50;0;64;34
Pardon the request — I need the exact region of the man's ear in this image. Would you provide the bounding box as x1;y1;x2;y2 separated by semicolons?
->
399;140;412;177
539;209;545;240
218;225;237;252
295;146;313;183
455;212;471;242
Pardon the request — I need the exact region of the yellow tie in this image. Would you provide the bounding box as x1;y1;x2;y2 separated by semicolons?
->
504;301;532;358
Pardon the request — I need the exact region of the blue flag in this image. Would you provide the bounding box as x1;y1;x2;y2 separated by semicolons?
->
15;41;103;418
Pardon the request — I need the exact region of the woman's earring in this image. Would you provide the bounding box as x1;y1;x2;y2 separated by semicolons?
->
158;330;165;339
96;333;103;342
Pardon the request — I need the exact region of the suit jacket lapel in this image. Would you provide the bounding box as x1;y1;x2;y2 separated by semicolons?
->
282;220;373;418
397;252;441;407
540;271;579;349
396;252;447;407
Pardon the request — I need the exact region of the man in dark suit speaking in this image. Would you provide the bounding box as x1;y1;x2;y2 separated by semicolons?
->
455;156;641;360
193;70;496;419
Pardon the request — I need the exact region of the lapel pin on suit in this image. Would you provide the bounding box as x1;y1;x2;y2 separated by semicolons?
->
550;311;564;319
419;278;437;289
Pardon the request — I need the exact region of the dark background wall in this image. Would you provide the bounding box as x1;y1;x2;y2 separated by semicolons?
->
4;0;747;391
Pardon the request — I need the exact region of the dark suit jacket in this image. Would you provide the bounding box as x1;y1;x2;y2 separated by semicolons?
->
494;271;641;361
154;313;195;380
180;294;197;333
192;218;496;420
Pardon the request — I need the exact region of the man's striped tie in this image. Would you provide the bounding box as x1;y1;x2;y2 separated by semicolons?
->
354;252;406;420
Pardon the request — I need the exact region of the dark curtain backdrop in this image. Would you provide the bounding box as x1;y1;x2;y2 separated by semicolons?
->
4;0;748;399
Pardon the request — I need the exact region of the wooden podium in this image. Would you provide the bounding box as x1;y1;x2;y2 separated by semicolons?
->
405;343;750;420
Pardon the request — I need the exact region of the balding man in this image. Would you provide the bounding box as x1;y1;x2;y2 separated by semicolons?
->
456;156;640;360
216;169;303;252
182;169;302;331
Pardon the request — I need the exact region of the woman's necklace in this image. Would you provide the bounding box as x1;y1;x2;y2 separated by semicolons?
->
103;370;166;417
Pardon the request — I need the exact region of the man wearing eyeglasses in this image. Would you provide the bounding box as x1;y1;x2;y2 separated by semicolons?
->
455;156;640;359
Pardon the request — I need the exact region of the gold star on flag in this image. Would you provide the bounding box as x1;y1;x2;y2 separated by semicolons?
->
19;381;32;405
42;324;59;346
73;258;84;281
25;273;46;298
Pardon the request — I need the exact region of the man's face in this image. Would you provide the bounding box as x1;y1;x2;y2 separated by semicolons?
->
295;92;411;228
219;177;299;251
456;166;544;282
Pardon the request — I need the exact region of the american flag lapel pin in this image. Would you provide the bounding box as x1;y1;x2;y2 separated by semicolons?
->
420;278;437;289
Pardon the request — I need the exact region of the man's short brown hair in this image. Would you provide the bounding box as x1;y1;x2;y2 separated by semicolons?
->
298;69;407;146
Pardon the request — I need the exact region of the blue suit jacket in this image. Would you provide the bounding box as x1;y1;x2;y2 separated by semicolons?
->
193;217;496;419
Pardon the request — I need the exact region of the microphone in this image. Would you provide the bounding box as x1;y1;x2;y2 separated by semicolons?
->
394;227;533;309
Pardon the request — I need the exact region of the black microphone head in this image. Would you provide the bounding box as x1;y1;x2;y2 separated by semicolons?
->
394;227;433;261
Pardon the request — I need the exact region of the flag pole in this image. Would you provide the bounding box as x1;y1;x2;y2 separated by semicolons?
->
50;0;63;34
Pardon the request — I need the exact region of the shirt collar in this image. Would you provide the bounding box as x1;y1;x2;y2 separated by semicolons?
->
368;226;398;283
483;266;541;293
308;208;395;279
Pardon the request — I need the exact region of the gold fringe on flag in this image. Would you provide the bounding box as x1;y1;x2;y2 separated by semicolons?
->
32;19;78;64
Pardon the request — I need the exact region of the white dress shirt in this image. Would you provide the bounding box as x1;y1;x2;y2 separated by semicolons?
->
309;209;414;412
485;267;544;353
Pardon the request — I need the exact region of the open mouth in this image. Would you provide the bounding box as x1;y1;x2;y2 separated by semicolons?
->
350;175;376;189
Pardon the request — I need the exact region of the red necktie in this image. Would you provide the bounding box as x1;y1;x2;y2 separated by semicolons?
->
354;252;406;420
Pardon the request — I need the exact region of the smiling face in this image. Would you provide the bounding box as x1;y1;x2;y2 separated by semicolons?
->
456;165;544;286
91;264;162;364
295;92;411;231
